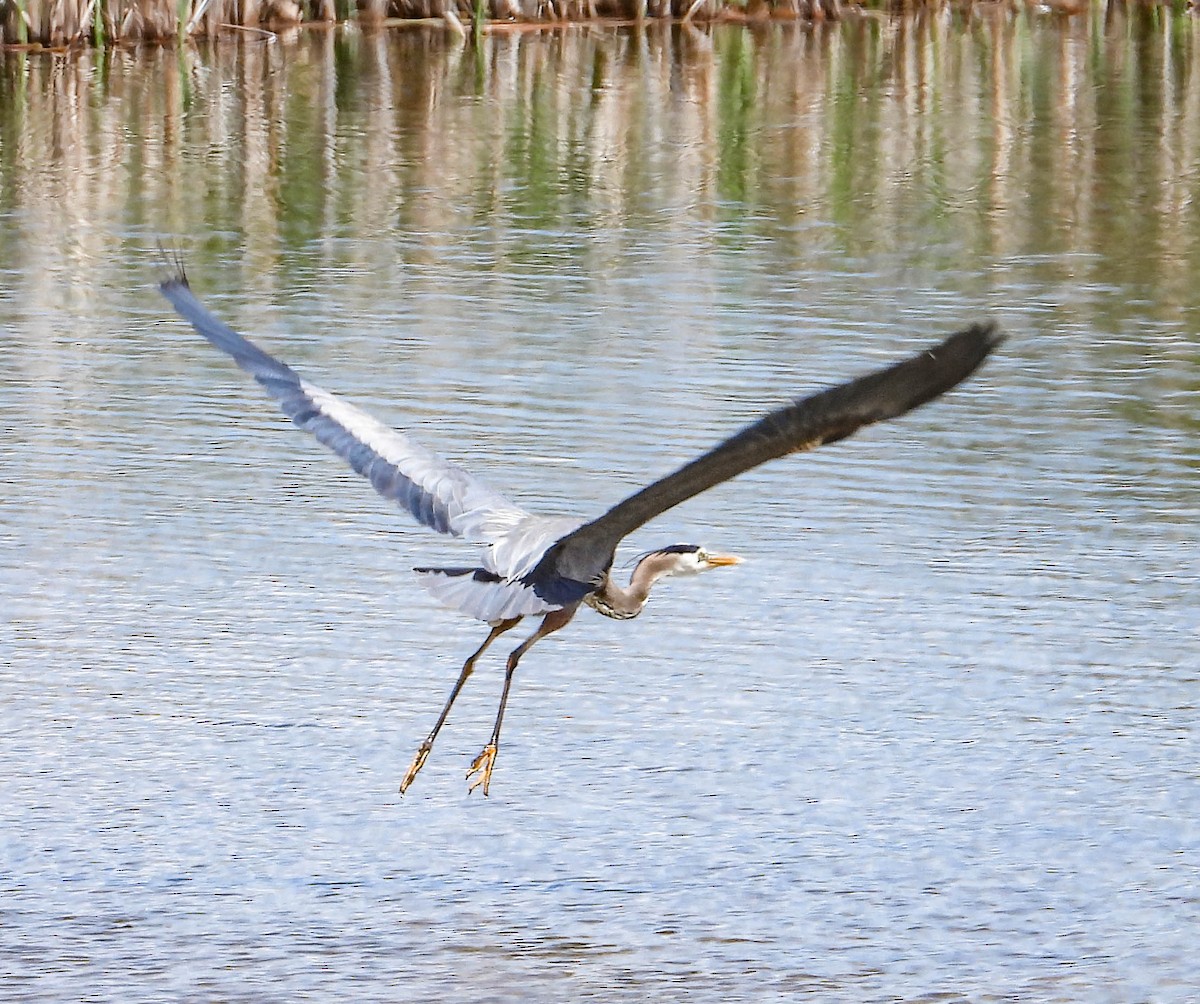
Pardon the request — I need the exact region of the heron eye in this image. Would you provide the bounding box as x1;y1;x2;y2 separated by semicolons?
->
695;549;708;562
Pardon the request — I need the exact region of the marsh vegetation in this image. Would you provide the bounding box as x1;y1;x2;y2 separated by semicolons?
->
2;0;1179;48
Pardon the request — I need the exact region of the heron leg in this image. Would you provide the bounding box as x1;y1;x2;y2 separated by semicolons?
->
467;605;577;796
399;616;522;794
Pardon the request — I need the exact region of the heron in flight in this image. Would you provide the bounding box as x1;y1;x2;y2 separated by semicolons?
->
159;268;1002;795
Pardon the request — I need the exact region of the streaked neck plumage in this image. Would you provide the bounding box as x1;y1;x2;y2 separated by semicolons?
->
585;551;685;621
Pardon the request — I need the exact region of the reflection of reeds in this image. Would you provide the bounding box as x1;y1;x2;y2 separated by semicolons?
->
4;0;888;46
4;5;1197;311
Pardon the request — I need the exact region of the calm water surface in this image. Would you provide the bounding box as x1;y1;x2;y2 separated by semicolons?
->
2;10;1198;1002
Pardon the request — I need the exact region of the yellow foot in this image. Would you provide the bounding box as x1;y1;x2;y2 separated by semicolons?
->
399;743;432;794
467;743;498;797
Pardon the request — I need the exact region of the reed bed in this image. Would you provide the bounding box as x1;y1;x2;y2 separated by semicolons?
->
1;0;1180;49
3;0;1126;48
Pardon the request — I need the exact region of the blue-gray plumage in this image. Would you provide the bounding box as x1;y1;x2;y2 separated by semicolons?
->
159;266;1003;796
162;278;493;540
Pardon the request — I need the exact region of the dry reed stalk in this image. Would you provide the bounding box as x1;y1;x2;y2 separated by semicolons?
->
0;0;309;43
4;0;1101;46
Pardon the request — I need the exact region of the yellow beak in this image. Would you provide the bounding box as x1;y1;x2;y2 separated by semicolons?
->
704;553;743;568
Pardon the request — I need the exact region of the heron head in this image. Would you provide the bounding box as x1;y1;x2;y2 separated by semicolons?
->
594;544;745;619
639;543;743;578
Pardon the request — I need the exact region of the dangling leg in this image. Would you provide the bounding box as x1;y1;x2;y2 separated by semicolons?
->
399;617;522;794
467;606;577;796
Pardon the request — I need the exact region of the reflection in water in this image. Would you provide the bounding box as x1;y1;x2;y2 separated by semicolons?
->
1;11;1198;1003
2;11;1199;313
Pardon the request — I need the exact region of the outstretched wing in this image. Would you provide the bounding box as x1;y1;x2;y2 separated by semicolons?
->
158;271;532;546
526;323;1004;605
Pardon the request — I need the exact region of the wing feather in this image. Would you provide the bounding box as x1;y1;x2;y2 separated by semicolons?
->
414;567;560;622
159;272;530;545
528;323;1004;598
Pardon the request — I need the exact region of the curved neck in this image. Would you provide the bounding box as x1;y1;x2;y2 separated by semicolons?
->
588;552;681;620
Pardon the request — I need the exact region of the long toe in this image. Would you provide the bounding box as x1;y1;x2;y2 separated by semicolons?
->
466;744;498;797
400;743;432;794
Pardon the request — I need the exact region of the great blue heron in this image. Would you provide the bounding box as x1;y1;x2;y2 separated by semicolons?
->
159;268;1002;795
